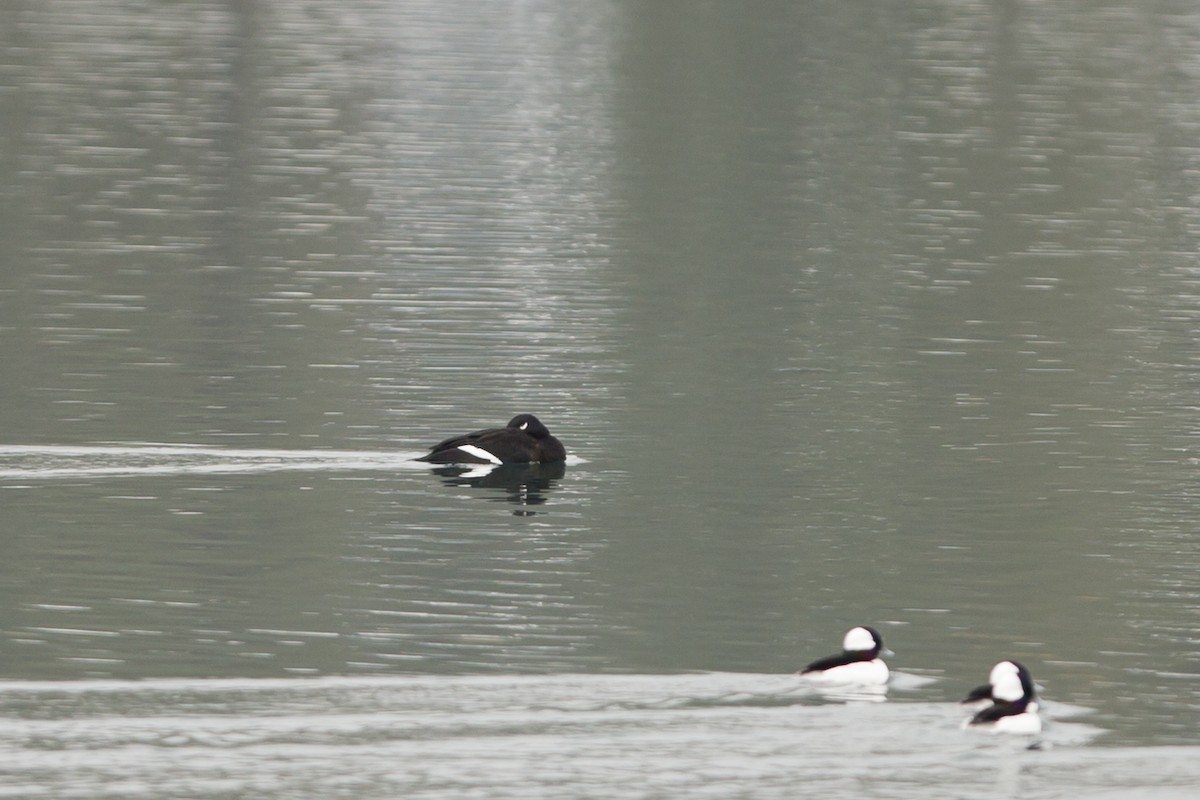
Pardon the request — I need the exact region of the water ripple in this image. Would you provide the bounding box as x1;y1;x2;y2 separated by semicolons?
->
0;674;1147;800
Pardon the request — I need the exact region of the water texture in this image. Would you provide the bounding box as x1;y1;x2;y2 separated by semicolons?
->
2;1;1200;796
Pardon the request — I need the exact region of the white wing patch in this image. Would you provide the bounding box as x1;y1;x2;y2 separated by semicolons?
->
458;444;503;465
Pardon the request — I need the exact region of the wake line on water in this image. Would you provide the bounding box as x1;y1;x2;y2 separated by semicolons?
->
0;444;428;480
0;671;930;700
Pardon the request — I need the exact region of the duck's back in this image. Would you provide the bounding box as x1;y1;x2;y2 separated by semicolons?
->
418;426;564;464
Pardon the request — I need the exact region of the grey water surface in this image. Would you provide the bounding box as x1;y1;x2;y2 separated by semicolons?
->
2;1;1200;797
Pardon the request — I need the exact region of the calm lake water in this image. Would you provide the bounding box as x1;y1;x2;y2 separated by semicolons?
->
3;1;1200;797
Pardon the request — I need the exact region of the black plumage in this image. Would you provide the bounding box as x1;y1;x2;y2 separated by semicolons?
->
417;414;566;465
969;696;1034;725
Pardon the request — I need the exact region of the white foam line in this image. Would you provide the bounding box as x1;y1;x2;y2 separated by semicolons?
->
0;444;411;459
0;672;783;695
0;445;430;480
0;445;585;480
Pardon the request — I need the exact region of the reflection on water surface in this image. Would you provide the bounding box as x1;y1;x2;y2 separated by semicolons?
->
428;462;569;515
3;2;1200;797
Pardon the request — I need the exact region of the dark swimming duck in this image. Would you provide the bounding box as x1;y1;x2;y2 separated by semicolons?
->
416;414;566;465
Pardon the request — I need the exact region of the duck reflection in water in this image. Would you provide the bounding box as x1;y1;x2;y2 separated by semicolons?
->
428;461;566;516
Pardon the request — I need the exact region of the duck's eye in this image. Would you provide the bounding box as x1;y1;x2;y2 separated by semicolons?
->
519;422;528;430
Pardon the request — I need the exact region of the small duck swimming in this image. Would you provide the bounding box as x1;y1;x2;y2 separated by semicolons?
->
798;626;891;686
962;660;1042;734
416;414;566;465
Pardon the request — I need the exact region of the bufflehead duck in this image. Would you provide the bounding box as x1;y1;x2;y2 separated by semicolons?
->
962;660;1042;734
798;626;891;686
416;414;566;465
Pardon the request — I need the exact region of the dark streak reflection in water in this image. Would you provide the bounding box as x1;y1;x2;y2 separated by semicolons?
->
4;0;1200;796
428;462;568;516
